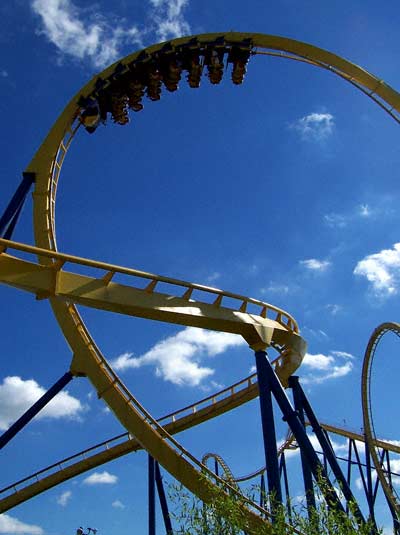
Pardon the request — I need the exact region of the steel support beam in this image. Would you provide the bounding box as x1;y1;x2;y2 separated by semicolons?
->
0;371;73;450
290;376;365;525
254;352;345;514
254;350;282;506
148;455;156;535
0;173;35;238
290;376;316;517
279;453;292;522
155;462;173;535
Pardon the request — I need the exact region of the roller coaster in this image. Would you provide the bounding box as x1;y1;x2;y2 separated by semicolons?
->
1;32;400;534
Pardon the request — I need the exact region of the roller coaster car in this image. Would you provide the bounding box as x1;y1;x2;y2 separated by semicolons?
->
155;46;183;92
228;46;251;85
110;93;129;125
80;98;101;134
205;49;225;85
145;63;162;101
127;80;145;112
180;48;203;88
160;57;182;92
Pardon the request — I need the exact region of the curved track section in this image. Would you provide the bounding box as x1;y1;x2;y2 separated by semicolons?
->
362;322;400;520
202;453;239;490
2;365;400;513
0;373;260;512
2;32;400;531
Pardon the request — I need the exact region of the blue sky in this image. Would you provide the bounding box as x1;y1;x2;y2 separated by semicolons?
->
1;0;400;534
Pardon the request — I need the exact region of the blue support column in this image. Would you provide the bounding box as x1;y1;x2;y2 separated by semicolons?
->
254;350;282;506
279;452;292;523
290;376;365;525
254;352;346;514
346;439;353;514
260;473;266;510
155;462;173;535
364;437;376;524
148;455;156;535
0;371;73;450
0;173;35;238
289;376;316;517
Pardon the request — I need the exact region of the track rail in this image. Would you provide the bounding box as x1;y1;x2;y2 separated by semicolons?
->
362;322;400;520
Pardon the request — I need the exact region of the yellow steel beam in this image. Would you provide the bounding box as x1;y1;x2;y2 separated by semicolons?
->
0;248;306;385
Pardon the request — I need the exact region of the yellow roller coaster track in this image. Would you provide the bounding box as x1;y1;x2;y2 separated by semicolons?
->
2;32;400;533
1;367;399;514
362;322;400;520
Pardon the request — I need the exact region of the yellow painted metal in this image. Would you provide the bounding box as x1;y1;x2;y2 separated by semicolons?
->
362;323;400;519
2;32;400;530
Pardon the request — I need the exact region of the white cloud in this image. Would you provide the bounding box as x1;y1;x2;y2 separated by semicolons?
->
324;203;374;229
149;0;190;41
303;352;334;371
290;112;334;141
301;351;353;384
300;258;331;272
0;515;43;535
31;0;142;68
111;327;245;387
112;500;125;509
83;471;118;485
1;70;8;78
57;490;72;507
326;304;342;315
206;272;221;283
31;0;191;69
331;350;354;359
355;471;377;491
303;327;329;341
354;243;400;296
324;213;347;228
262;283;290;295
359;204;371;217
0;376;85;431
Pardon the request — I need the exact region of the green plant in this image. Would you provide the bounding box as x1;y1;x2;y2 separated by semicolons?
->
167;479;382;535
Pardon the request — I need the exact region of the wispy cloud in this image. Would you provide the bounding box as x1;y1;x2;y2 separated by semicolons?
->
83;471;118;485
206;271;221;283
301;351;354;384
31;0;191;68
111;327;245;387
57;490;72;507
261;283;290;295
299;258;331;272
290;112;334;142
0;376;86;431
359;204;371;217
324;203;373;229
354;242;400;297
325;304;342;315
0;515;43;535
302;327;329;341
112;499;125;509
149;0;190;41
324;213;347;228
31;0;143;68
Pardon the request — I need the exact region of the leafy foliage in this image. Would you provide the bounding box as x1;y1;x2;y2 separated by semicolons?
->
168;479;382;535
